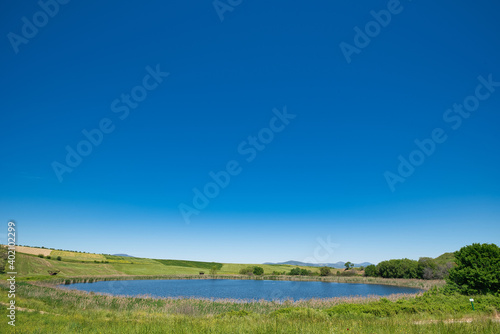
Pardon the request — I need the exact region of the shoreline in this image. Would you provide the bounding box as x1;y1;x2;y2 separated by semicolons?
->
34;274;444;291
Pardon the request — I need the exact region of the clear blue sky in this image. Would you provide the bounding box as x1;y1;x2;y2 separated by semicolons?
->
1;1;499;264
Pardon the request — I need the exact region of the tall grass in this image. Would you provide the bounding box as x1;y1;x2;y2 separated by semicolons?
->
0;279;498;333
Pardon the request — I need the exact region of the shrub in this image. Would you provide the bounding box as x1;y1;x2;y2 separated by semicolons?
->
288;267;313;276
239;267;254;275
319;266;331;276
38;254;44;258
46;256;51;259
300;268;312;276
446;243;500;295
377;258;421;279
56;256;62;261
253;266;264;275
419;257;453;280
340;270;357;277
209;265;218;275
364;264;378;277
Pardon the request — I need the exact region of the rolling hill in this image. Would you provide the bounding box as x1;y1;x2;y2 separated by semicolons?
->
264;260;373;268
5;245;327;278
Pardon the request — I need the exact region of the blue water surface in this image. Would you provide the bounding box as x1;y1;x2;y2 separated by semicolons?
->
60;279;422;301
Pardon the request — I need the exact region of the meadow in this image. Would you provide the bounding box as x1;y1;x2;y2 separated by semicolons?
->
1;245;499;333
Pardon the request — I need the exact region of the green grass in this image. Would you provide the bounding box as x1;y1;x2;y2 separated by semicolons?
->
0;280;498;333
103;255;160;264
16;254;124;278
50;250;106;262
218;263;316;275
109;263;203;276
155;259;223;270
2;250;498;333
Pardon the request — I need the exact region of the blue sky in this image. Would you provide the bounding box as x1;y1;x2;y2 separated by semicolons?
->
1;1;499;264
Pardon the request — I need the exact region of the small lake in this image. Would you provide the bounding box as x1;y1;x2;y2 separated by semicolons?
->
60;279;422;301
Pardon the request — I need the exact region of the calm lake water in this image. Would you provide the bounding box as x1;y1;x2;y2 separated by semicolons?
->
60;279;422;301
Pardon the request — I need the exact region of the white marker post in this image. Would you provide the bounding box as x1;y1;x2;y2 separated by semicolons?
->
469;298;475;311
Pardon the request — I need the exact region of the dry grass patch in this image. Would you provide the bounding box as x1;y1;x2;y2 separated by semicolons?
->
15;245;52;256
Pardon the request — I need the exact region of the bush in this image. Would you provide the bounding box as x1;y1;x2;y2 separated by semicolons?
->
253;266;264;275
419;257;453;280
339;270;357;276
239;267;254;275
209;265;218;275
38;254;44;258
377;258;421;279
364;264;378;277
288;267;312;276
446;243;500;295
319;266;331;276
46;256;51;259
301;268;312;276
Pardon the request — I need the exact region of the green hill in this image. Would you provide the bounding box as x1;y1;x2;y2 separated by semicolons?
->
434;252;455;265
6;245;322;279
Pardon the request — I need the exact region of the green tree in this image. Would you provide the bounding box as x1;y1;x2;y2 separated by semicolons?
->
344;262;353;270
239;266;254;275
377;259;420;279
364;264;378;277
418;257;437;279
209;265;218;275
253;266;264;275
446;243;500;295
56;256;62;261
319;266;331;276
300;268;312;276
288;267;301;275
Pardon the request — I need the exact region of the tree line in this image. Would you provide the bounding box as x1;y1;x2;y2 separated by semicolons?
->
363;257;454;280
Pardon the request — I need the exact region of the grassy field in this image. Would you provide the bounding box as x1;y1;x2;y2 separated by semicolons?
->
12;246;334;278
0;280;498;333
51;250;106;262
3;245;498;333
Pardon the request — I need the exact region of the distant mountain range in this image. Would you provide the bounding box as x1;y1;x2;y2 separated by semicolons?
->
112;253;134;257
263;260;373;269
